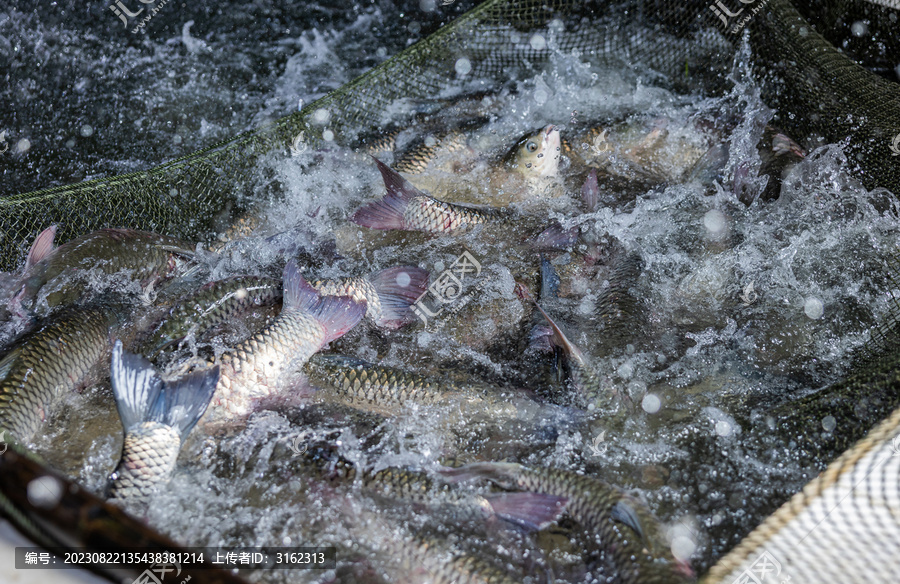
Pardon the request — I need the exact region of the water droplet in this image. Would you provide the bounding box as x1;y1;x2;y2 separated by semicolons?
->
703;209;726;235
454;57;472;76
804;297;824;319
396;271;411;288
313;108;331;125
642;393;661;414
27;476;63;509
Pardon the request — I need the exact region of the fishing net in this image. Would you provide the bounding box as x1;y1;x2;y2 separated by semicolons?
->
3;0;900;579
2;0;897;272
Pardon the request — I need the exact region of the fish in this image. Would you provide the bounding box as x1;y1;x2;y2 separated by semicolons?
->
311;265;430;329
302;353;516;416
205;261;366;420
0;304;125;441
295;446;567;530
11;226;196;313
351;158;510;235
518;281;603;407
502;124;562;179
143;266;428;358
440;461;695;583
140;276;283;358
107;340;219;505
392;127;472;175
342;501;525;584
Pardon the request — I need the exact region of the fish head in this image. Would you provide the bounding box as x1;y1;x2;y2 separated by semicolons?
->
505;124;561;178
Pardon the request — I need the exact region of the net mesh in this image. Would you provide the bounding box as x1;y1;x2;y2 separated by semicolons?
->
8;0;897;272
3;1;900;577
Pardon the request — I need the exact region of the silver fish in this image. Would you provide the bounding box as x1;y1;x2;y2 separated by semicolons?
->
107;340;219;505
206;261;366;421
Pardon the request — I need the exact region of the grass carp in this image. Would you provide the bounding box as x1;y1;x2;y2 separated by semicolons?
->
107;341;219;506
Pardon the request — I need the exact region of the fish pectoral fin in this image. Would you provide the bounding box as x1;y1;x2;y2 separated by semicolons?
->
484;492;568;531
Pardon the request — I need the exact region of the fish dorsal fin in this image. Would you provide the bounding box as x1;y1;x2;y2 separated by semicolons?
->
110;340;163;431
24;225;58;271
282;261;320;313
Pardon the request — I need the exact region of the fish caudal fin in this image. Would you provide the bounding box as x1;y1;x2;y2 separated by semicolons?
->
282;261;366;345
24;225;57;271
350;158;417;230
150;366;220;441
110;340;164;432
484;492;568;531
369;266;429;329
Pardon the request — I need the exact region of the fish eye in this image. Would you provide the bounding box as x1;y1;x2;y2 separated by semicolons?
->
526;141;538;153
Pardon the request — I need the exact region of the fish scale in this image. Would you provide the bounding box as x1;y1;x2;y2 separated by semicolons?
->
205;263;365;421
311;278;381;324
109;423;181;501
444;463;694;584
0;305;120;441
404;195;494;234
302;354;501;415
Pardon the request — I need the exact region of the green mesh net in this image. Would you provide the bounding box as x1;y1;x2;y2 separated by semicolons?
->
3;0;897;272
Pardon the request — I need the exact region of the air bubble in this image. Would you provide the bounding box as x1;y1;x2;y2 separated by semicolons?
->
312;108;331;125
804;297;824;319
703;209;726;235
715;420;732;436
80;124;94;137
455;57;472;76
642;393;661;414
396;271;411;288
822;415;836;432
529;33;546;50
850;21;867;37
323;130;335;142
27;476;63;509
16;138;31;153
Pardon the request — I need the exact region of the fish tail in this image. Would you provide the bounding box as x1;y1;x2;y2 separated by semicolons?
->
368;266;429;329
350;157;417;230
483;492;567;531
150;366;220;441
282;262;366;344
532;222;578;250
112;340;218;440
110;340;164;432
